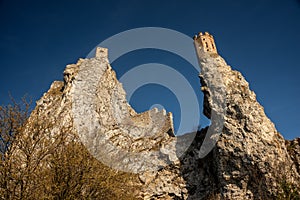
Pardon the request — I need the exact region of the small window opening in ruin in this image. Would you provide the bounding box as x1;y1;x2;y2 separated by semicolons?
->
205;42;208;48
206;48;210;51
203;38;205;41
212;44;215;49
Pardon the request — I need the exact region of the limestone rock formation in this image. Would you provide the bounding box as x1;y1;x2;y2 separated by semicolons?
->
286;138;300;175
27;47;179;174
139;33;300;199
14;33;300;199
190;49;299;199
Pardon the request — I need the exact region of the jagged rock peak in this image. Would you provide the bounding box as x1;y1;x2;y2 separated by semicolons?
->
31;47;183;174
139;32;300;199
21;34;299;199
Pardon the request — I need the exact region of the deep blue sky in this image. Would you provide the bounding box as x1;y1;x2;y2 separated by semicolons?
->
0;0;299;139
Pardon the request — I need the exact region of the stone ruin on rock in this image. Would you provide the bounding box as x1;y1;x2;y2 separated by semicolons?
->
8;31;300;200
193;32;218;55
139;32;300;199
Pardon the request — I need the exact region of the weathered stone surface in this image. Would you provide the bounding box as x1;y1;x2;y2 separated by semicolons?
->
17;36;299;199
68;48;178;173
25;47;179;175
286;138;300;175
139;34;300;199
197;52;299;199
195;45;300;198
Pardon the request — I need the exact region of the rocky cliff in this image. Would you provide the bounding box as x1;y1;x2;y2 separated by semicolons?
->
14;38;300;199
138;44;300;199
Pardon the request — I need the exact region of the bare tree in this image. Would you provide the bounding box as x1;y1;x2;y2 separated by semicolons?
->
0;97;139;200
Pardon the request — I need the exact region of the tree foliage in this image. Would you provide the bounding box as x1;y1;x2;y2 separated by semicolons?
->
0;97;139;199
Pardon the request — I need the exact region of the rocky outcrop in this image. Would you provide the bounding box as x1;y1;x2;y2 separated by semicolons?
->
26;47;179;174
286;138;300;175
19;39;300;199
193;51;299;199
139;40;300;199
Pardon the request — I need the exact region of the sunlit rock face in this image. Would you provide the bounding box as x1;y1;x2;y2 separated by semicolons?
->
34;47;178;174
23;33;299;199
195;50;299;199
141;33;300;199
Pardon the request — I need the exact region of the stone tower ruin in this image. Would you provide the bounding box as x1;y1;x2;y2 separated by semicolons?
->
193;32;218;55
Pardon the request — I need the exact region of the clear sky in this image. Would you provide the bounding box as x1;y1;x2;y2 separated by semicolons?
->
0;0;299;139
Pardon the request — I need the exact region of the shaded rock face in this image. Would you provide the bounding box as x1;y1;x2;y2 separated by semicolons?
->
24;41;300;199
